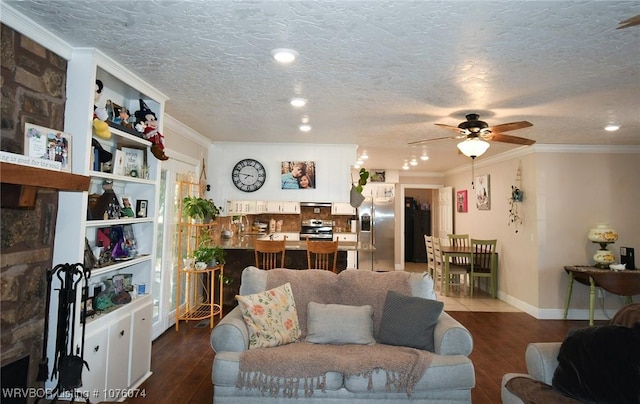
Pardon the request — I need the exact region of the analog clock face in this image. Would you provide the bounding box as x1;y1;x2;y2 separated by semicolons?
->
231;159;266;192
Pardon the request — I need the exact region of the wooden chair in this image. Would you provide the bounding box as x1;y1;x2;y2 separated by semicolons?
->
424;235;436;280
447;234;471;268
254;237;286;270
434;236;468;295
469;239;497;298
306;239;339;273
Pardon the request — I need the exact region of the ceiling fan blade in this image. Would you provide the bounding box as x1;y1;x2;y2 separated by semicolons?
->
486;133;536;145
617;14;640;29
408;135;454;145
434;123;465;134
488;121;533;134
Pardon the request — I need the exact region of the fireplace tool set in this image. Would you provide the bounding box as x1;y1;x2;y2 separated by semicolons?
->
37;262;91;403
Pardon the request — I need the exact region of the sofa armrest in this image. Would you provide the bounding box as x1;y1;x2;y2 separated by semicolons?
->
210;306;249;353
525;342;561;385
433;311;473;356
501;373;531;404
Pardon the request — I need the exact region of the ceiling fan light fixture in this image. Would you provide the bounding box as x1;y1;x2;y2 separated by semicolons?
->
457;138;490;159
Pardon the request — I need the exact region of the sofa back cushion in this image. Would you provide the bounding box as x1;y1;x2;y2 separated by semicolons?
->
239;267;436;339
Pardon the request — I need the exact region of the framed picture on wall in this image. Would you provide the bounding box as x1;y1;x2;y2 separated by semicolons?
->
281;161;316;189
456;190;468;213
475;174;490;210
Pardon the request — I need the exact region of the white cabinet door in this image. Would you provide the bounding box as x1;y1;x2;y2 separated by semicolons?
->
78;328;108;401
265;201;281;213
107;315;132;393
271;232;299;241
332;202;356;215
129;302;153;386
280;201;300;214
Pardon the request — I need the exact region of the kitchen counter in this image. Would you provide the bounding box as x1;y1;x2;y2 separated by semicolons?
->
217;235;375;251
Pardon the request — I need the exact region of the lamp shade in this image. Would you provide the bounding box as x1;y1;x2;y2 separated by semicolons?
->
457;138;490;158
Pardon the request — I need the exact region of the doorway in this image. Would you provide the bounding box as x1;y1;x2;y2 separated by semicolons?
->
399;184;443;269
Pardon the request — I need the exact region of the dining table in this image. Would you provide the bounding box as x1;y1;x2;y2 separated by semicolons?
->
441;245;499;297
563;265;640;325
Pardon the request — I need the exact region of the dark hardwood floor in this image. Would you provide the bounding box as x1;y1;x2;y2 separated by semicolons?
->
122;312;604;404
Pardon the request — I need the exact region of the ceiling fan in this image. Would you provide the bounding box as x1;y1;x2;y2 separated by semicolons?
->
410;113;535;158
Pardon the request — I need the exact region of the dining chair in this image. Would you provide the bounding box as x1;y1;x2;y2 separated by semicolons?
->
306;238;339;273
434;236;468;295
447;234;472;268
254;237;287;270
424;235;436;280
469;239;498;298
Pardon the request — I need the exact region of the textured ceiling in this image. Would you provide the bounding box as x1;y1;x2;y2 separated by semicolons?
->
4;1;640;171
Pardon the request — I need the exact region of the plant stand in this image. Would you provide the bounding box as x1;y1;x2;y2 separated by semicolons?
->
175;264;224;330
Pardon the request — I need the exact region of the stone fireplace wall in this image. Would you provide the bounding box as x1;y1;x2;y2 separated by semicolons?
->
1;22;67;398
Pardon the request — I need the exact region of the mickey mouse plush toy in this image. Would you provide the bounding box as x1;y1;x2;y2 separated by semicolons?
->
134;99;168;160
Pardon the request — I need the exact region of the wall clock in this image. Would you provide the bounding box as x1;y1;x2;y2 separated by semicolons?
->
231;159;266;192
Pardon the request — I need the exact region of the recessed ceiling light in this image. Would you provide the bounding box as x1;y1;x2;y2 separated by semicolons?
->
420;155;430;161
299;124;311;132
604;124;620;132
410;158;418;166
402;160;410;170
271;48;298;64
289;97;307;108
360;151;369;159
356;159;364;165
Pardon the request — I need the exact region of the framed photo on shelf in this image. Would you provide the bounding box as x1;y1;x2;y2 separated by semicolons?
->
81;297;95;321
456;190;468;213
112;274;125;294
120;147;145;177
475;174;491;210
136;200;148;218
119;195;135;217
24;123;72;172
112;149;125;176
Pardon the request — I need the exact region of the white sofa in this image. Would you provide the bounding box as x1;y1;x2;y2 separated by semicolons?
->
210;267;475;403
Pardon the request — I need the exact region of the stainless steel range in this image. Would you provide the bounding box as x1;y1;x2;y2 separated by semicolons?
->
300;219;334;241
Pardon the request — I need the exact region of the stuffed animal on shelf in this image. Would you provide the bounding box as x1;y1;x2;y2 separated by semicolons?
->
134;99;168;160
93;79;111;139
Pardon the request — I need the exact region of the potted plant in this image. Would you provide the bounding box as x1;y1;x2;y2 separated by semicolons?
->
192;245;226;267
350;168;370;208
182;196;222;222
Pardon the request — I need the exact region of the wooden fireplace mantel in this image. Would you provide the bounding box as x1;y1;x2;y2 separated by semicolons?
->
1;162;90;208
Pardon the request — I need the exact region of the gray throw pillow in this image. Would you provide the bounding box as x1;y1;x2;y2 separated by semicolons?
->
306;302;375;345
378;290;444;351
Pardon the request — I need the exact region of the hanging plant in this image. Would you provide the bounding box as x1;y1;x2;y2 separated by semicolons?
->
349;168;370;208
182;196;222;222
508;197;523;233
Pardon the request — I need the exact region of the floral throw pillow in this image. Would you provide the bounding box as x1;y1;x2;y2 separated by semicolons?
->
236;282;301;349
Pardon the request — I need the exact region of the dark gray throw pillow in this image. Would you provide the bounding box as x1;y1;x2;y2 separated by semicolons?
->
552;324;640;404
378;290;444;351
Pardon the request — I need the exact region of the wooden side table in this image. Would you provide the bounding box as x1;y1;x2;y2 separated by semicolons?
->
563;265;640;325
175;264;224;330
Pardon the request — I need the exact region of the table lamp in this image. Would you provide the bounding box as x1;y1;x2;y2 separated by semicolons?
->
588;224;618;268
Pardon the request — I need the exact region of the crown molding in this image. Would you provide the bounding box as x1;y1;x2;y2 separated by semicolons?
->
164;115;212;147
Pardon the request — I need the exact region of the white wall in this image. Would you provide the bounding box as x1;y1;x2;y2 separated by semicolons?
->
444;145;640;319
207;142;357;207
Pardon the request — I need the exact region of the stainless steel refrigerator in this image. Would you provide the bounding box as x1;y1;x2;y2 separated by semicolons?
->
358;196;395;271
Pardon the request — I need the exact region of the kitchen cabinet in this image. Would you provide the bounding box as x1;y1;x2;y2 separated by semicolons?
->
226;200;257;214
332;202;356;215
49;48;163;398
260;200;300;214
334;233;358;268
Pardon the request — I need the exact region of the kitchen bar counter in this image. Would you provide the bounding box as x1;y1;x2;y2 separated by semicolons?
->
217;235;374;308
217;236;375;251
